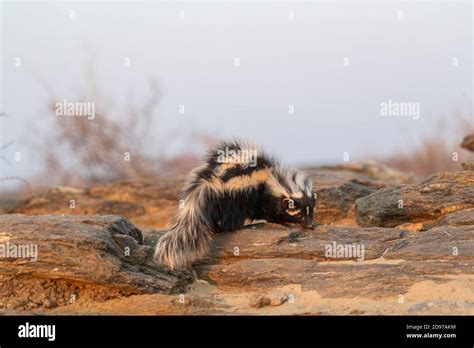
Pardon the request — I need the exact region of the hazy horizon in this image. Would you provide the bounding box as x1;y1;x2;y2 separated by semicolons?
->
1;1;472;191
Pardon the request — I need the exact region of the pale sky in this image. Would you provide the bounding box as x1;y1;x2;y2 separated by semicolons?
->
1;0;472;188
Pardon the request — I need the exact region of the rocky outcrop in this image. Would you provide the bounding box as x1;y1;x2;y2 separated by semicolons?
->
355;171;474;227
0;214;193;310
461;133;474;152
192;222;474;297
1;163;473;315
306;162;415;225
197;223;402;263
2;214;472;314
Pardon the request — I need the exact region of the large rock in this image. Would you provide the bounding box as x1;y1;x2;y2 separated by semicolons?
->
461;133;474;152
1;212;473;314
386;226;474;261
198;223;403;263
0;214;193;310
314;180;383;226
355;171;474;227
189;221;474;311
306;161;415;226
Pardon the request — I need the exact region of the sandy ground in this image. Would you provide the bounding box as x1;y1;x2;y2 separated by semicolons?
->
25;259;473;316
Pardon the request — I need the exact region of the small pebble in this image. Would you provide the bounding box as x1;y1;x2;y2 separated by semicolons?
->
249;295;271;308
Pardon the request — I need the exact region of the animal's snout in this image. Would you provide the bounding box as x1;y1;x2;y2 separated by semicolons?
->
303;206;314;229
302;216;314;229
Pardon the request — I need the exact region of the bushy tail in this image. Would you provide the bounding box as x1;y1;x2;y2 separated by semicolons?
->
154;183;216;269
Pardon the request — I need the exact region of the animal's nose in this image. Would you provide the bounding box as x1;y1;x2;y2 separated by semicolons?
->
303;206;314;229
303;216;313;229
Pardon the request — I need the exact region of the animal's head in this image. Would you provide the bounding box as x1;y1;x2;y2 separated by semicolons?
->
265;169;317;229
281;192;317;228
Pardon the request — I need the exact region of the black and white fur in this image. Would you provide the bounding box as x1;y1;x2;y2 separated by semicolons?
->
154;140;316;269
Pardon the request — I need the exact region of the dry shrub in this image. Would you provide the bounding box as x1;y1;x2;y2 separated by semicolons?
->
36;67;215;186
383;113;474;176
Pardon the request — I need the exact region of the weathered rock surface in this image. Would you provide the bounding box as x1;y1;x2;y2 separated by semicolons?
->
1;163;473;315
461;133;474;152
306;162;415;225
193;223;473;296
196;223;403;263
0;214;193;310
427;208;474;228
461;160;474;170
2;215;472;314
356;171;474;227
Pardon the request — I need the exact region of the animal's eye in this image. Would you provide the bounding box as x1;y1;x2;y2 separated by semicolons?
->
283;198;296;209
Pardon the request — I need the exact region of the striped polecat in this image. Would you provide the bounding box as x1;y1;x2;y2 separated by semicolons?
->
154;140;316;269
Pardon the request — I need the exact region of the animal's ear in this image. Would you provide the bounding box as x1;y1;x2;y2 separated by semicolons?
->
313;192;317;202
283;197;295;210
